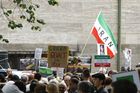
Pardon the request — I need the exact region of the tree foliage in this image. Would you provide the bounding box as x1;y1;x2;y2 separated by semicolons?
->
0;0;58;43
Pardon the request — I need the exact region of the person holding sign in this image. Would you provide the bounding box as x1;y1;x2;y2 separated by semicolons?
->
112;79;137;93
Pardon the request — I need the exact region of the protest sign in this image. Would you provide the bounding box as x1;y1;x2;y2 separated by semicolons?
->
123;48;132;70
94;55;110;67
48;45;69;68
112;71;140;90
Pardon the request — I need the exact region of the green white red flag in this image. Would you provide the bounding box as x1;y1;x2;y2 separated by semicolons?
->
91;12;117;58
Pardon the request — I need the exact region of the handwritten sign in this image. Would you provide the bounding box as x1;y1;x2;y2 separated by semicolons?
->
48;45;69;68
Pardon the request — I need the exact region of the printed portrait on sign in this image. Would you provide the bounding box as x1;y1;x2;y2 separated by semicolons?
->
97;44;107;55
100;44;105;55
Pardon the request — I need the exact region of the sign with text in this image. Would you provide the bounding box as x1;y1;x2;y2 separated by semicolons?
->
112;71;140;90
48;45;69;68
94;55;110;67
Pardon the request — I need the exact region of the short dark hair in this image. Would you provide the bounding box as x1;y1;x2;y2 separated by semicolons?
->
34;73;41;81
30;79;39;92
92;73;105;80
104;77;112;86
70;78;79;85
78;81;92;93
15;80;26;93
112;80;138;93
82;69;90;78
11;75;20;81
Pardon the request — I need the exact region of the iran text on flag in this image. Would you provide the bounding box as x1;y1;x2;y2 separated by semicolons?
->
91;12;117;58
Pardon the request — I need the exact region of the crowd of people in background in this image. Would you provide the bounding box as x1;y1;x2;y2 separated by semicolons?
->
0;68;138;93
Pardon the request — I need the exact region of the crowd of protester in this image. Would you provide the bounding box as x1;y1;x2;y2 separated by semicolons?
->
0;68;138;93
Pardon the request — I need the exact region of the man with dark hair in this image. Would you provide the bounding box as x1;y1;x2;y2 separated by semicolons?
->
68;78;79;93
92;73;108;93
78;81;92;93
112;79;137;93
34;73;41;81
82;69;90;81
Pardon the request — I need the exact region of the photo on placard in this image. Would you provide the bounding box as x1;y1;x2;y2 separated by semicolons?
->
20;58;35;70
97;44;107;55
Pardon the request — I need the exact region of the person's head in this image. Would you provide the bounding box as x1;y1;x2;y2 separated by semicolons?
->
47;82;59;93
6;68;12;76
34;73;42;81
30;79;39;93
82;69;90;80
89;74;96;85
11;75;20;82
0;74;6;82
108;70;118;77
78;81;92;93
104;77;112;86
59;83;67;93
63;75;71;87
92;73;105;89
112;80;137;93
21;74;29;84
34;83;47;93
28;74;34;83
69;78;79;90
14;80;26;93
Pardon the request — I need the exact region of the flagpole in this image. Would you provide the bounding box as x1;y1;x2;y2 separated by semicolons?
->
80;34;91;57
80;12;102;57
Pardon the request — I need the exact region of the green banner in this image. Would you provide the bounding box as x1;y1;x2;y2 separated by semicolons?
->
94;55;110;59
39;67;53;75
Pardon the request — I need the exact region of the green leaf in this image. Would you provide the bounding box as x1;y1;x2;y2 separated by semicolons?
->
7;10;12;14
16;0;22;5
48;0;58;6
8;21;16;29
35;4;40;8
20;15;26;19
37;19;46;25
16;23;23;28
29;5;33;10
4;12;9;16
19;4;26;9
31;26;41;31
0;35;3;39
2;39;9;43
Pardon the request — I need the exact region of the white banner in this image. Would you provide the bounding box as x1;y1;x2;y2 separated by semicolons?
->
34;48;43;59
123;48;132;70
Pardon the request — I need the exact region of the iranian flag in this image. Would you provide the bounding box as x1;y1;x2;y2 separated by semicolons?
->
91;12;117;58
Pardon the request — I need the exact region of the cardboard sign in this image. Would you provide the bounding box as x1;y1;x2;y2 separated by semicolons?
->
112;71;140;90
48;45;69;68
